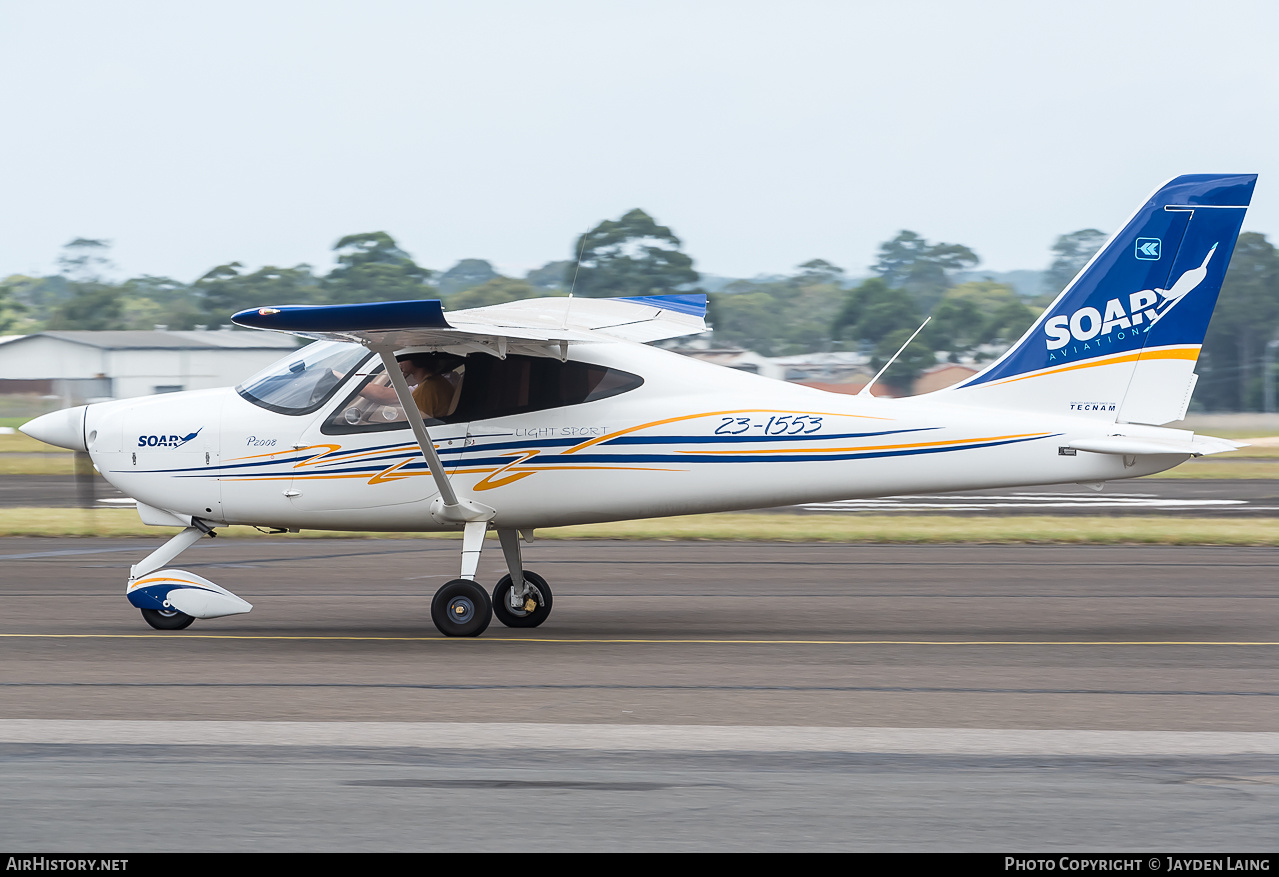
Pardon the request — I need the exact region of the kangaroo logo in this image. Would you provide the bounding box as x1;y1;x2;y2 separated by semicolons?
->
1044;244;1217;350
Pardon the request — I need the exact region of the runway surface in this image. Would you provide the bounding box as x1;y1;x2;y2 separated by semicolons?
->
1;537;1277;850
6;474;1279;515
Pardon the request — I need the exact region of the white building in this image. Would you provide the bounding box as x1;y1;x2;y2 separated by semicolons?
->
0;329;299;404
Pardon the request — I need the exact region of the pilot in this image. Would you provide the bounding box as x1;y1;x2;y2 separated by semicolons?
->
358;353;463;419
402;353;460;419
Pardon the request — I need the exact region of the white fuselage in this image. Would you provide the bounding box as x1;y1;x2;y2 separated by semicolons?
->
83;342;1190;532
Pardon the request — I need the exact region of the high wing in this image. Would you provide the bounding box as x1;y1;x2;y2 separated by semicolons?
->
230;291;708;562
230;293;707;357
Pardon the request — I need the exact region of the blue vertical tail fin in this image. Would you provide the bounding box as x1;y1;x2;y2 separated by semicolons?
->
938;174;1256;424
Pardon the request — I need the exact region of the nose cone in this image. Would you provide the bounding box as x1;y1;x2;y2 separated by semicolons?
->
20;406;88;452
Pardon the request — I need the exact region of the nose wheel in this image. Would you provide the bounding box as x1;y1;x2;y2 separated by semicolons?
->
431;579;493;637
492;570;553;628
140;607;195;630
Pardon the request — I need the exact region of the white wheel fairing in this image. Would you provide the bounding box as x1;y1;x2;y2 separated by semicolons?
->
126;568;252;619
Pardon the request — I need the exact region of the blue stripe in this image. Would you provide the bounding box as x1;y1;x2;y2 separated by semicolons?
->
616;294;707;317
461;434;1053;468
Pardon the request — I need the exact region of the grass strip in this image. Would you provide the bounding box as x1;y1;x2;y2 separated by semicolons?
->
2;507;1279;545
1154;461;1279;479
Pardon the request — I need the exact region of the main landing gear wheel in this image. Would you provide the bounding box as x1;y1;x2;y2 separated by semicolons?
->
431;579;493;637
140;608;195;631
492;571;553;629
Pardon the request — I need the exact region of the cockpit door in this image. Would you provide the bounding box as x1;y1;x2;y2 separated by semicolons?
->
286;358;464;511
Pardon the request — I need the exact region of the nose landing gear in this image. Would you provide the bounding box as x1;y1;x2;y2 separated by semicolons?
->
126;522;252;630
140;607;196;630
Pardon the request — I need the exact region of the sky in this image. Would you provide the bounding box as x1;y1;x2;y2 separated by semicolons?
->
3;1;1278;285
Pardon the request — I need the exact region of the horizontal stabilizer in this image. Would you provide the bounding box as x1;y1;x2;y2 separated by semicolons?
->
1067;434;1243;457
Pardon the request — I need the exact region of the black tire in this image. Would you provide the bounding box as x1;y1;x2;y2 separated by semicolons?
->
431;579;492;637
492;571;553;628
140;608;195;630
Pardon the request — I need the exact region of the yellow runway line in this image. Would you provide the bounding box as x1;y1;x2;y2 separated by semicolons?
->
1;633;1278;646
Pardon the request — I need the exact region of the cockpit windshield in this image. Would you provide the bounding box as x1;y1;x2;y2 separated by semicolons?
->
236;341;372;415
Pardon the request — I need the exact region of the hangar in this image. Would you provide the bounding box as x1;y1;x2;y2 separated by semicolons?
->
0;329;298;405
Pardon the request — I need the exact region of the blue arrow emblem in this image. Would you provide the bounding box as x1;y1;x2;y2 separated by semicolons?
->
1135;238;1161;260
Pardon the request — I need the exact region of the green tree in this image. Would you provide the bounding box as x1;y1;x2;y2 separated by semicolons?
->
447;277;546;311
707;261;847;355
57;238;114;283
0;276;37;333
924;280;1036;359
1199;232;1279;410
568;209;699;298
924;295;985;360
196;263;324;326
707;291;784;354
834;277;925;346
42;238;126;330
872;231;978;312
438;259;499;297
526;260;573;292
47;284;126;330
324;231;434;303
982;297;1037;348
1045;228;1107;296
872;327;938;392
116;275;202;330
796;258;845;286
0;274;71;325
833;277;934;392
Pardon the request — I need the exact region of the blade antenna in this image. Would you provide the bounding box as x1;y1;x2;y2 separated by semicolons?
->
562;227;590;331
858;316;930;397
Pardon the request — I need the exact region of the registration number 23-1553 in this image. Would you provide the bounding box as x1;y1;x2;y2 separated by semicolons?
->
714;415;824;436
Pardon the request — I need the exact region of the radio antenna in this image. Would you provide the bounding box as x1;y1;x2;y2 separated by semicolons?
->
858;316;930;397
562;227;591;330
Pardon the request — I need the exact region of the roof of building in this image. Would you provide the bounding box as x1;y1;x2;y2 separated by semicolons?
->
17;330;299;350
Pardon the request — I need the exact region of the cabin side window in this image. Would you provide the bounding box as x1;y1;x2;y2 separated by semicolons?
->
321;353;643;435
322;359;465;433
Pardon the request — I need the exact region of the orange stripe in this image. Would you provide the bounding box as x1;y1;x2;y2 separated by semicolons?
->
989;346;1199;385
221;464;681;485
223;448;304;463
304;443;421;466
131;575;202;590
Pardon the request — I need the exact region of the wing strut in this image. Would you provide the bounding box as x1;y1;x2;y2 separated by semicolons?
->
375;348;494;526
